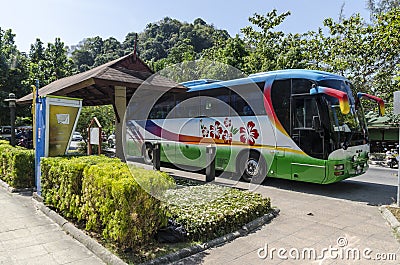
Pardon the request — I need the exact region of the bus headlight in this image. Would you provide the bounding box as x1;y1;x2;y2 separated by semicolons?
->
334;164;344;171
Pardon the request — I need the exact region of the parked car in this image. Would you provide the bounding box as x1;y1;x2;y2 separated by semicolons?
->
72;131;83;141
0;126;12;141
108;134;115;148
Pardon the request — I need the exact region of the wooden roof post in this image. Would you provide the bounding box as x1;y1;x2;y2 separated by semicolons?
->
114;86;126;161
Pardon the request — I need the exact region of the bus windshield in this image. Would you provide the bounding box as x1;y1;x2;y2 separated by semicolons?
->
317;79;367;149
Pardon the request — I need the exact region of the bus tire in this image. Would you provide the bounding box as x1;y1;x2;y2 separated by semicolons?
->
142;143;154;165
237;150;267;183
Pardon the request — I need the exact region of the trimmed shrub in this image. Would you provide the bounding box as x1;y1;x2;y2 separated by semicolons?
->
41;155;115;219
41;156;175;249
0;142;34;188
165;184;272;241
81;163;174;248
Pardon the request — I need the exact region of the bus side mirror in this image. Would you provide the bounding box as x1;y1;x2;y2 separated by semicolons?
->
310;86;350;115
357;92;385;116
312;116;323;132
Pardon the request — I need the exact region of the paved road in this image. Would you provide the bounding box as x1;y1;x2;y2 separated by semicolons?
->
166;165;400;264
0;189;104;265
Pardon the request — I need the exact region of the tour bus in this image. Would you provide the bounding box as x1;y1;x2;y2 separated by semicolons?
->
127;69;384;184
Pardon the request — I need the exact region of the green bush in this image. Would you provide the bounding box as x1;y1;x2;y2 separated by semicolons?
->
0;142;34;188
81;163;174;248
41;155;115;219
165;184;271;241
41;156;175;249
0;140;10;145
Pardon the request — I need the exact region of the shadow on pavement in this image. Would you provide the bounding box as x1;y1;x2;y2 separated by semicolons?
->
263;177;396;206
127;156;396;206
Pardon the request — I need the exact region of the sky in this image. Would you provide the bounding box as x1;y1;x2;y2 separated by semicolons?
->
1;0;371;53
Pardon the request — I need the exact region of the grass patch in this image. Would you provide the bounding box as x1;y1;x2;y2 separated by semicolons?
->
108;183;272;263
164;183;271;242
388;206;400;221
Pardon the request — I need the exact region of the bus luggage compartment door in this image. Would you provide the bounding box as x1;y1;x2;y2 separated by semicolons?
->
291;162;326;183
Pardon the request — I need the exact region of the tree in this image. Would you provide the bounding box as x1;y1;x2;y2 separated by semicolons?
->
75;105;115;141
0;28;30;126
317;15;377;95
371;8;400;103
241;10;287;72
25;38;75;89
368;0;399;17
70;37;104;72
201;35;249;71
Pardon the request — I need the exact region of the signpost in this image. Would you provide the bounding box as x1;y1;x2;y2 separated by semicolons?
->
393;91;400;206
87;117;102;155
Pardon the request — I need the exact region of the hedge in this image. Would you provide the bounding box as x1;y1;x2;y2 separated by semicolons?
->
0;141;34;188
40;156;175;249
40;156;117;219
165;184;272;241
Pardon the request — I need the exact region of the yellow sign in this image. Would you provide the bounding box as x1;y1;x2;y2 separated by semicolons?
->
48;105;79;156
45;96;82;157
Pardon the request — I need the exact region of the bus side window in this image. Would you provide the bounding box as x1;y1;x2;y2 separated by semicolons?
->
292;79;314;94
231;92;252;116
174;92;200;118
149;93;175;119
293;97;319;129
271;79;291;133
200;88;230;117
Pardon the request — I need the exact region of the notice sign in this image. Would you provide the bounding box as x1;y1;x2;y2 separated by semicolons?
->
56;114;70;124
394;91;400;115
90;127;100;145
48;105;79;156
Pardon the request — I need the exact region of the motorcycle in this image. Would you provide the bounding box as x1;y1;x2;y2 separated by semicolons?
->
386;150;399;168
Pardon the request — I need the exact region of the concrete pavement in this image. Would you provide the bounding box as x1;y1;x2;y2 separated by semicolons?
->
0;188;104;265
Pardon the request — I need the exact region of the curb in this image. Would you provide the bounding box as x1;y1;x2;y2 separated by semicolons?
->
141;208;280;265
0;178;34;194
368;164;398;172
32;192;127;265
379;206;400;239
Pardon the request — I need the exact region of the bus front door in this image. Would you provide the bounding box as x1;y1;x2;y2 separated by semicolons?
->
291;96;326;182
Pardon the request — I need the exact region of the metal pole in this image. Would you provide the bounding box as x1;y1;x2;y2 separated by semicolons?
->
398;125;400;207
5;93;17;147
10;104;16;146
206;145;216;182
153;143;161;170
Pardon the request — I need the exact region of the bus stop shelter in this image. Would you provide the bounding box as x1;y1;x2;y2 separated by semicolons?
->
18;52;185;159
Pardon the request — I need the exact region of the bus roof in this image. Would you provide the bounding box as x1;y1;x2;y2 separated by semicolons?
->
184;69;348;92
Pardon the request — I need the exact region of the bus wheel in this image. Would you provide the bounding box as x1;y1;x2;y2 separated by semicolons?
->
238;151;266;183
143;143;153;164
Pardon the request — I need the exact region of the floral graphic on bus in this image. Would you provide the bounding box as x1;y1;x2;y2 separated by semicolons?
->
239;121;259;145
200;118;258;145
222;129;233;144
209;121;223;139
201;122;209;137
224;117;232;128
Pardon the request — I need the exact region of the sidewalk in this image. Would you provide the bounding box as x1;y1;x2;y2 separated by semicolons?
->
0;187;104;265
